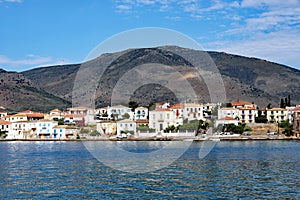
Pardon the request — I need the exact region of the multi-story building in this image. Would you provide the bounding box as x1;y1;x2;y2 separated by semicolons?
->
149;108;175;132
183;102;204;121
266;108;288;123
238;108;258;123
36;120;58;139
107;105;134;120
0;120;11;135
66;106;96;125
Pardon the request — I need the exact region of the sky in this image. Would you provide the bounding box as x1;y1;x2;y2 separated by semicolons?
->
0;0;299;71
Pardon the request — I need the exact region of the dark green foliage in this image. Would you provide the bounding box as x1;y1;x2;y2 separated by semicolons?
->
128;101;139;112
90;130;101;136
255;116;268;123
122;113;130;119
223;123;246;134
279;120;293;136
164;125;178;133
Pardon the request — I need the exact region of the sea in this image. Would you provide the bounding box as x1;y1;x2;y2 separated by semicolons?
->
0;140;299;199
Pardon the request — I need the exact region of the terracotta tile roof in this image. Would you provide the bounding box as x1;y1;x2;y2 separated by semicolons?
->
135;119;149;124
232;99;252;106
292;106;300;111
12;113;27;117
268;108;286;111
3;115;10;119
0;120;12;125
170;103;184;109
50;109;62;113
65;114;86;118
27;113;44;118
219;116;237;121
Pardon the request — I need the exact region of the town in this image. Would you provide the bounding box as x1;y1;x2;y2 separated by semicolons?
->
1;98;300;140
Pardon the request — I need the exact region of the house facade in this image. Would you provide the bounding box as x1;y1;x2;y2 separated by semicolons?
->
53;125;78;139
149;108;175;132
183;103;204;121
134;106;148;120
266;108;288;123
116;119;136;136
36;120;58;139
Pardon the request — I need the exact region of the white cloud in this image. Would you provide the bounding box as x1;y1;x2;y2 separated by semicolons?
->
241;0;299;8
116;4;132;12
0;55;52;69
205;31;300;68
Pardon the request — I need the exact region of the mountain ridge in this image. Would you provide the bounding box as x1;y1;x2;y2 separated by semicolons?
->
1;46;299;111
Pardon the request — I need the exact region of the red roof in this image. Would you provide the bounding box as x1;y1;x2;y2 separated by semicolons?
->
152;108;172;112
219;116;237;121
50;109;62;113
293;106;300;111
170;103;184;109
0;120;12;125
65;114;86;118
232;99;252;106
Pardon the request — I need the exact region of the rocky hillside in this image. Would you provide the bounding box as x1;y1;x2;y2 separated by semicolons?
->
0;69;70;112
14;46;300;110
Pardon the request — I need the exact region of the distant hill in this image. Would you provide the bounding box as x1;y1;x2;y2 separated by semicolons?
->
0;69;70;112
9;46;300;110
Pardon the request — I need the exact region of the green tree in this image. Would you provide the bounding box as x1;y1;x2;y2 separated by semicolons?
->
90;130;101;136
128;101;139;112
122;113;130;119
164;125;177;133
279;120;293;136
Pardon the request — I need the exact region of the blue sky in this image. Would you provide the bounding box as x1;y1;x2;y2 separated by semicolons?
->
0;0;299;71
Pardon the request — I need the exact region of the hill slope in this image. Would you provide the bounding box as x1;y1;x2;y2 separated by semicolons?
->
20;46;300;108
0;69;71;112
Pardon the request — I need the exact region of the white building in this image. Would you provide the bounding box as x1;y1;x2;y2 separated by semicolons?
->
218;107;239;120
36;120;58;139
107;105;134;120
49;109;64;120
183;103;204;121
116;119;136;136
149;108;175;132
134;106;148;120
215;116;239;127
0;120;11;137
238;108;258;123
66;106;96;125
10;121;38;139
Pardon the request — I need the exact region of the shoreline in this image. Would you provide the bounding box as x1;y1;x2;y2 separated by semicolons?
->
1;136;299;142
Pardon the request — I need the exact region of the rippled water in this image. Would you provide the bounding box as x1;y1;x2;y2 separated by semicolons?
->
0;141;299;199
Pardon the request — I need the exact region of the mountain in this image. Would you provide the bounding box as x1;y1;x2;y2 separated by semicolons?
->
0;69;71;112
17;46;300;109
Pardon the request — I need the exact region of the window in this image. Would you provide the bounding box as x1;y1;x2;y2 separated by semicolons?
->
167;114;170;119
